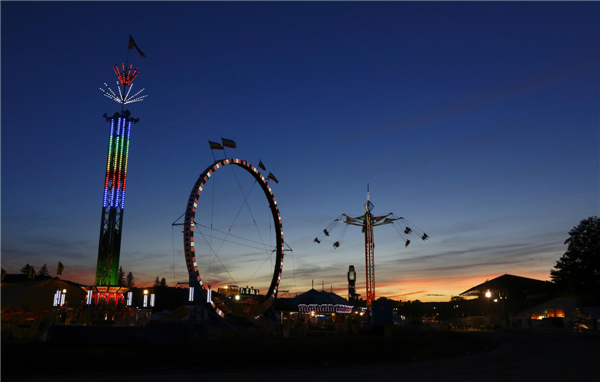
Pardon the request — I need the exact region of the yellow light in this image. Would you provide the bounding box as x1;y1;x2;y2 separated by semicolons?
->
235;295;240;301
485;291;491;298
62;289;67;294
310;311;315;316
224;286;228;289
144;289;149;295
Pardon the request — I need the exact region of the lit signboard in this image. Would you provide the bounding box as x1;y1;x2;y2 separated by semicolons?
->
239;287;259;296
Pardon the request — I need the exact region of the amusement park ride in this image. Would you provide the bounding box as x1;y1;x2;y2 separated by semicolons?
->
84;36;285;323
82;37;426;324
347;265;359;304
84;36;147;310
314;185;429;308
176;156;287;321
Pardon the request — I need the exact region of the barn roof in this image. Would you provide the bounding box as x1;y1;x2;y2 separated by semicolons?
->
459;274;554;297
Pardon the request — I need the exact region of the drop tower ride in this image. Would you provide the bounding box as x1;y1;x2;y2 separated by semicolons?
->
90;36;147;305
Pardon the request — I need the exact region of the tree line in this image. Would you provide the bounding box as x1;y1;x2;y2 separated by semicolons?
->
17;263;174;291
17;263;136;288
550;216;599;305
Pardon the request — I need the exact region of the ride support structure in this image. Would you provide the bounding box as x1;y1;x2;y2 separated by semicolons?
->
314;185;429;308
363;201;376;305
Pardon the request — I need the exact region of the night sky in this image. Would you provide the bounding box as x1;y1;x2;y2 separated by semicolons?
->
2;2;598;302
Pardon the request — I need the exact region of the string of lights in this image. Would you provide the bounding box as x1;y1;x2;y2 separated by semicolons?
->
100;81;147;105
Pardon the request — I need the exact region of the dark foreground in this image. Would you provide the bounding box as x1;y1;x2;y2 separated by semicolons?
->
2;328;598;381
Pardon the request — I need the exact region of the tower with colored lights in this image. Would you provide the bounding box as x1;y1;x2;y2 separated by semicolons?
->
89;36;147;307
95;109;137;287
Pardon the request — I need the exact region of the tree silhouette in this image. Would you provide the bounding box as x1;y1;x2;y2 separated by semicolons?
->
117;266;125;287
37;264;49;277
160;277;168;288
153;276;161;288
20;263;32;274
126;271;135;288
550;216;600;304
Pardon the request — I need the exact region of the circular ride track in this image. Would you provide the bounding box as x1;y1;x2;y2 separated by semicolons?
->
182;158;284;318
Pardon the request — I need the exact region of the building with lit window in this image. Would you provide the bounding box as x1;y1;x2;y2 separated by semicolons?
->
459;274;556;319
512;297;577;328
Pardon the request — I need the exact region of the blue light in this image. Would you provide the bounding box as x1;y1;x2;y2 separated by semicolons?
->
111;187;116;207
115;187;121;206
116;117;122;136
120;190;126;209
103;188;109;208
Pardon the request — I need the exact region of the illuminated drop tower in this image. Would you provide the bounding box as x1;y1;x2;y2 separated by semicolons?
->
95;109;137;287
90;40;147;306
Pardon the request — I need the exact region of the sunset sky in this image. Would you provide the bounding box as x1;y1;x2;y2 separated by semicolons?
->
2;2;598;302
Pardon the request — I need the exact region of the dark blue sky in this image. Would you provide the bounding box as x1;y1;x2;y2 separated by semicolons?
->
2;2;598;300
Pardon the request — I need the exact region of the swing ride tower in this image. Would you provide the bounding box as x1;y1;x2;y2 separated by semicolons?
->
314;185;429;308
89;36;147;307
347;188;386;307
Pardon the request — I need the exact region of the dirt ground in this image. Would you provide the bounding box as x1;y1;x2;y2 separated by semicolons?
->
3;329;599;381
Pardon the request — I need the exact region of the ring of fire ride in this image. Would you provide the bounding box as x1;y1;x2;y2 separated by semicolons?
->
183;158;284;317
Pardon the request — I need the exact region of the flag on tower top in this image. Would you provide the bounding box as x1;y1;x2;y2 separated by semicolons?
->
208;141;224;150
258;160;266;171
28;266;36;280
1;268;6;282
221;138;236;148
57;261;64;275
129;34;146;58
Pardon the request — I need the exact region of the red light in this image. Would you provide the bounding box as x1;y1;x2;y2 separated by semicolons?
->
113;63;140;86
